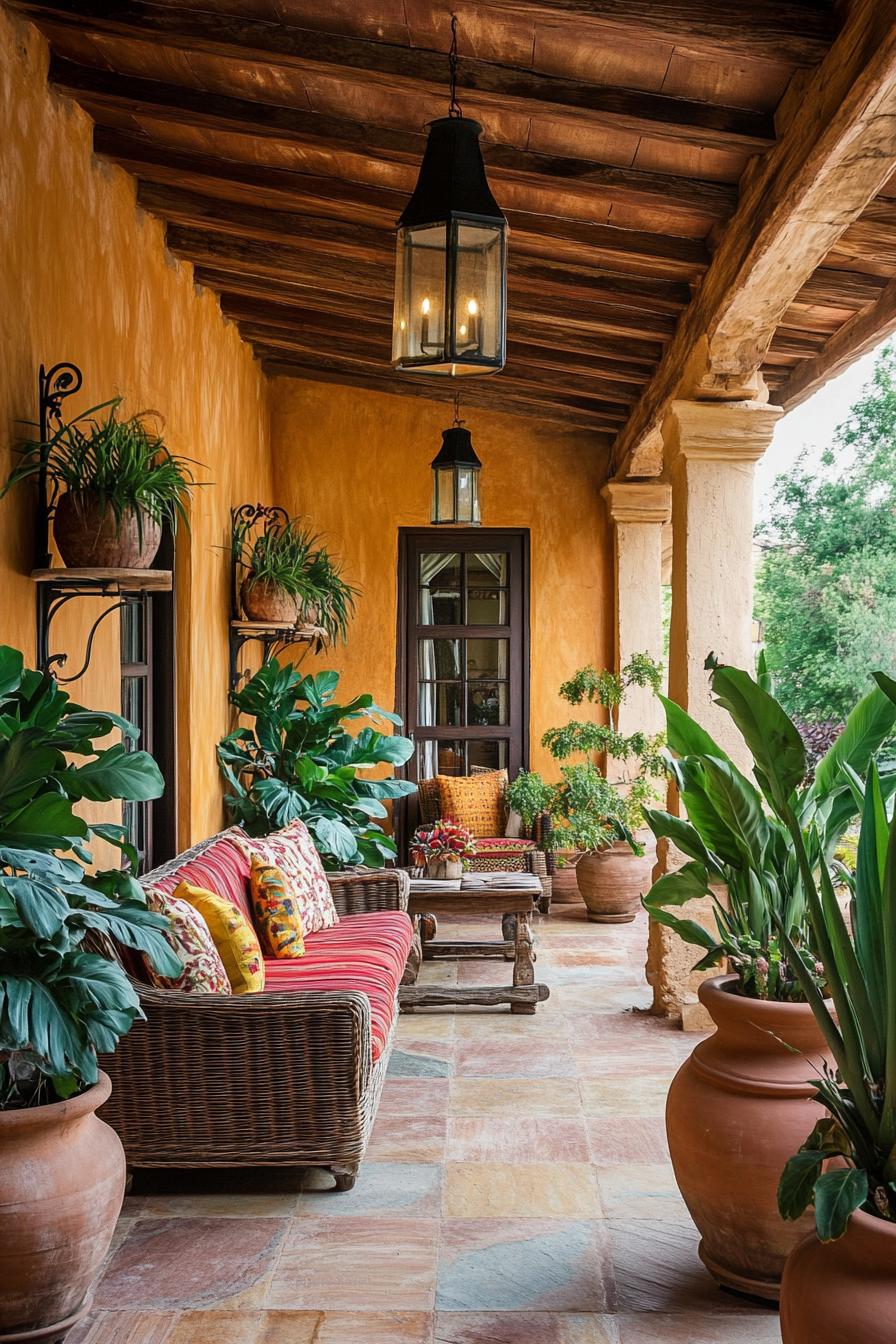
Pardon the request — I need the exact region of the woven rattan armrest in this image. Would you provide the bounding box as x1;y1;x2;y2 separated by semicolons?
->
326;867;410;916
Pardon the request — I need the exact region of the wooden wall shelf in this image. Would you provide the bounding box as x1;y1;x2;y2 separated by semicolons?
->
32;567;173;592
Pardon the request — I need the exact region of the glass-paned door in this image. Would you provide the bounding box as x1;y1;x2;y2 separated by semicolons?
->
399;529;529;788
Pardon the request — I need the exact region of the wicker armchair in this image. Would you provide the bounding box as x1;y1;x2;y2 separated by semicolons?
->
100;844;411;1191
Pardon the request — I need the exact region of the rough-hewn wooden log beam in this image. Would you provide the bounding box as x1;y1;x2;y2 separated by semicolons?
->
777;277;896;409
49;56;739;218
139;182;691;315
20;0;776;151
615;0;896;475
96;128;710;281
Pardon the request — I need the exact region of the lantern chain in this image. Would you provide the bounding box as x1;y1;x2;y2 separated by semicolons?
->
448;14;462;118
453;391;465;427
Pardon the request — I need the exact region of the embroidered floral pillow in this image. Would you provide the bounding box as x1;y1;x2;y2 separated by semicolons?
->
143;887;231;995
233;819;339;935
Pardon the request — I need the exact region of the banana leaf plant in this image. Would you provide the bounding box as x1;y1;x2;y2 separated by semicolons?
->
218;660;416;869
0;646;181;1108
642;659;896;1000
777;753;896;1241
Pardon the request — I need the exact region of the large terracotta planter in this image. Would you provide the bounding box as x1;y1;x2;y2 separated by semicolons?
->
666;974;831;1301
0;1072;126;1342
780;1209;896;1343
54;490;161;568
241;576;299;624
575;838;655;922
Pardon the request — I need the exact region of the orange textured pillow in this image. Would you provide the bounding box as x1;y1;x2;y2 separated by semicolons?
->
437;769;507;838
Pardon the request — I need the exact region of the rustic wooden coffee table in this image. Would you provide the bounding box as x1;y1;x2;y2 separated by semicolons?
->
399;874;549;1014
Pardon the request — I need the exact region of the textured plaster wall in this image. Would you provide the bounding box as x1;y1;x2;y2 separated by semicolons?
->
269;378;614;776
0;10;272;845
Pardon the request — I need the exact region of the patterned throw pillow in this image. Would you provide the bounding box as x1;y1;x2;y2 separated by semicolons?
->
175;881;265;995
250;855;306;959
438;768;508;838
232;819;339;935
143;887;232;994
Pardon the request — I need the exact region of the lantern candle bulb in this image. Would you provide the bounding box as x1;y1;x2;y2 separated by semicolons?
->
421;296;431;348
466;297;480;349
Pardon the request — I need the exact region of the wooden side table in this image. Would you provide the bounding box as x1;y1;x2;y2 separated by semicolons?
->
398;876;549;1014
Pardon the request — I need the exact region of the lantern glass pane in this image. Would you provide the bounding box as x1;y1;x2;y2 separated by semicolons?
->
434;466;455;523
452;221;504;369
393;224;447;364
456;468;474;522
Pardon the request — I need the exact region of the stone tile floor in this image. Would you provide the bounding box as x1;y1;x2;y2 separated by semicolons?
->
70;905;782;1343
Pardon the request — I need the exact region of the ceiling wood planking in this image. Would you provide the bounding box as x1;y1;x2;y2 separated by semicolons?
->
775;277;896;409
47;57;741;219
18;1;778;151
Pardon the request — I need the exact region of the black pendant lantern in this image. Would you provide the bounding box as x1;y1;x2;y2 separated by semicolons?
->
393;17;507;376
431;397;481;525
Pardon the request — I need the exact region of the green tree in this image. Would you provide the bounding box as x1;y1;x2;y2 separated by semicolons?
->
756;345;896;722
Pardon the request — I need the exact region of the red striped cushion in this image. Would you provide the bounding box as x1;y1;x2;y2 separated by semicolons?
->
151;833;252;921
262;911;414;1061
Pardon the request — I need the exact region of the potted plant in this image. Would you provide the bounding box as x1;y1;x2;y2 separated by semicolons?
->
0;645;181;1342
218;660;416;869
644;659;896;1300
505;769;578;897
542;654;666;922
775;742;896;1342
411;818;476;879
234;512;358;642
4;398;197;568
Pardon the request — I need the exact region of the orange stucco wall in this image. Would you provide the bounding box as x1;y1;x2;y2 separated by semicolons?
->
269;378;614;778
0;10;272;845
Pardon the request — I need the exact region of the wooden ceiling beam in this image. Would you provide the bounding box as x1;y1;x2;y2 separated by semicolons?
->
49;56;739;218
777;277;896;409
213;290;663;377
96;128;710;281
139;182;691;314
613;0;896;474
19;0;775;152
166;228;680;340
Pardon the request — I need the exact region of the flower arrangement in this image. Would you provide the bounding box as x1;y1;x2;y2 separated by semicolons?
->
411;818;477;868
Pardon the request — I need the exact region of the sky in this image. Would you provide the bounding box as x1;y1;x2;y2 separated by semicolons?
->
755;341;886;517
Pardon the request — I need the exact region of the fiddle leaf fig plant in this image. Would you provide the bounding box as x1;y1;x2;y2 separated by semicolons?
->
218;660;416;869
0;646;181;1109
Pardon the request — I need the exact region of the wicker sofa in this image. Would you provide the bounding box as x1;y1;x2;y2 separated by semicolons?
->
100;831;413;1191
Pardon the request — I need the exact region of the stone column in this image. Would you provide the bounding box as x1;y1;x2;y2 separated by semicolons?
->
664;398;781;770
648;398;781;1027
601;482;671;749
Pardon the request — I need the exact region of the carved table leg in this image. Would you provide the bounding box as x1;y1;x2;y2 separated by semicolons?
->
501;912;517;961
511;911;537;1014
401;916;423;987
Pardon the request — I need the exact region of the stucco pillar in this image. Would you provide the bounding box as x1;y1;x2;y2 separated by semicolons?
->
601;482;671;748
648;398;781;1026
664;399;781;770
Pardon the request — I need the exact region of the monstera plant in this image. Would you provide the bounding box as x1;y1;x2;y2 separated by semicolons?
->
218;659;416;869
0;645;180;1343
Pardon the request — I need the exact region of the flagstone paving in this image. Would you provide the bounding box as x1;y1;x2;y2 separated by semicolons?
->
69;906;782;1343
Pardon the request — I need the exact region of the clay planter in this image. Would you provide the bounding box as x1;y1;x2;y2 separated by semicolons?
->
0;1072;126;1342
551;852;584;905
666;974;832;1302
575;837;656;922
780;1210;896;1343
425;855;463;880
241;576;299;624
54;490;161;568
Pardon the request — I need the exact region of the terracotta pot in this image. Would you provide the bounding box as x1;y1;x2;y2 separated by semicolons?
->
241;576;299;624
425;855;463;881
0;1072;126;1342
551;851;584;905
666;974;832;1302
575;838;655;922
780;1209;896;1343
54;490;161;568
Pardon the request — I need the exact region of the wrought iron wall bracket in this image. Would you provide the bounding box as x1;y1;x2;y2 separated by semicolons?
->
34;570;172;684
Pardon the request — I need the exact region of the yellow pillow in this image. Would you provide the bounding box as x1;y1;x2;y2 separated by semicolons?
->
437;769;507;838
175;882;265;995
250;855;305;959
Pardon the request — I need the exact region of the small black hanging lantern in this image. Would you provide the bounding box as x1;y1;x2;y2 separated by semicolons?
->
431;395;481;525
393;15;507;377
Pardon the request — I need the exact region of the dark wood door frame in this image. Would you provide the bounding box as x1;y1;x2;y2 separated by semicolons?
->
395;526;531;854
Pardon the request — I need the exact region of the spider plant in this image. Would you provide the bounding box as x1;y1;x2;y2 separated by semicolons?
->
777;732;896;1241
4;398;198;537
236;515;358;644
